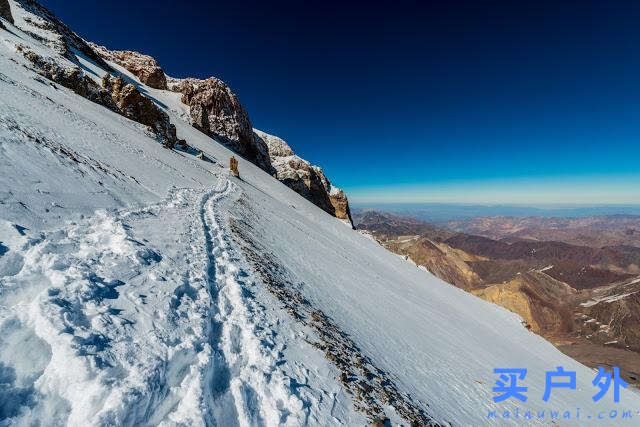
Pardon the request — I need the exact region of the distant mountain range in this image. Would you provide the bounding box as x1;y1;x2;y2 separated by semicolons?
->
352;203;640;222
447;215;640;248
354;210;640;386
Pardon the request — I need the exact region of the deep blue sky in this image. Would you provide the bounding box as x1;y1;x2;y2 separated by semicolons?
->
42;0;640;204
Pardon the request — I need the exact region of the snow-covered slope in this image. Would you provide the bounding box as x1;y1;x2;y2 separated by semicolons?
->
1;3;640;426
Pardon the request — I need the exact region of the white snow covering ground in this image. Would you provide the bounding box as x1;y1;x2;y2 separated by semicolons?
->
1;4;640;426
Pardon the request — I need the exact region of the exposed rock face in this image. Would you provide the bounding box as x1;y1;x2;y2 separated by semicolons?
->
90;43;167;89
1;0;13;24
102;75;177;147
385;237;485;291
21;48;117;110
10;0;112;71
168;77;272;171
577;279;640;352
89;45;351;223
328;187;351;223
472;273;576;334
20;45;177;148
254;130;353;225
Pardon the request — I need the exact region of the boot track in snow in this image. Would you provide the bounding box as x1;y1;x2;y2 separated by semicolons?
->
0;178;311;426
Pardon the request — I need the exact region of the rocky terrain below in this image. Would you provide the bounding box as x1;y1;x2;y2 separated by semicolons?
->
447;215;640;248
355;210;640;386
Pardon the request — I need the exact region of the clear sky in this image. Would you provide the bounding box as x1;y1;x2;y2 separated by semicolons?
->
41;0;640;205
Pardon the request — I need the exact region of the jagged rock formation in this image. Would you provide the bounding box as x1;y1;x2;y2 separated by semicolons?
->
20;47;117;109
17;41;177;149
10;0;112;71
255;130;353;224
1;0;13;24
166;77;271;171
102;75;177;147
85;40;353;223
90;43;167;89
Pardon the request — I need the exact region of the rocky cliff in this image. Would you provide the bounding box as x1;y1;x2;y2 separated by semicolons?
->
254;130;353;224
5;0;352;224
167;76;272;173
102;75;177;147
89;45;352;224
90;44;167;89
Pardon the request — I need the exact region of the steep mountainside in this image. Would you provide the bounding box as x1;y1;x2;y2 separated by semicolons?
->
1;2;640;425
90;42;352;225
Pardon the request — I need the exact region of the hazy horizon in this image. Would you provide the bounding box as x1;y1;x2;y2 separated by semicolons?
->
352;202;640;222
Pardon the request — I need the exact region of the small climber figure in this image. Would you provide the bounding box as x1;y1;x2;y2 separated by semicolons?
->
229;155;240;178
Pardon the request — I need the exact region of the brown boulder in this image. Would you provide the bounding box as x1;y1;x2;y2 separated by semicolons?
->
169;77;272;169
102;75;177;147
91;44;167;89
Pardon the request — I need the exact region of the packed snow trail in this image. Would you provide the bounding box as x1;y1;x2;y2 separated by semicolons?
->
201;178;310;426
0;177;363;426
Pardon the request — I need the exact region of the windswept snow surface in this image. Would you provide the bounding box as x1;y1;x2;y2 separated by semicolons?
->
1;9;640;426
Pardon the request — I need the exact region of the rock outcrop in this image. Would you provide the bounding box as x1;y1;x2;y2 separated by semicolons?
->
102;75;177;147
85;42;353;223
254;130;353;225
19;45;177;148
328;187;352;223
90;43;167;89
167;77;271;172
1;0;13;25
21;48;117;110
